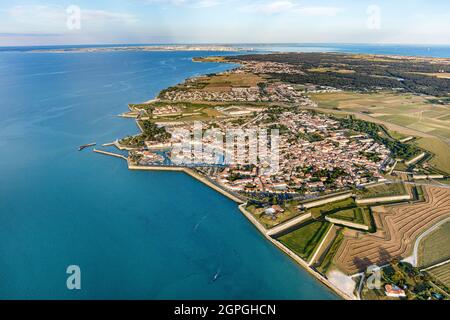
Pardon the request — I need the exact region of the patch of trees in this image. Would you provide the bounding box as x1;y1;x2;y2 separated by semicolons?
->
269;124;290;134
297;132;324;142
360;151;382;162
312;168;348;185
247;193;294;206
427;97;450;105
141;120;171;142
120;121;170;147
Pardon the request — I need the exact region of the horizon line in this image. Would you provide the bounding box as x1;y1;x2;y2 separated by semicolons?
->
2;42;450;48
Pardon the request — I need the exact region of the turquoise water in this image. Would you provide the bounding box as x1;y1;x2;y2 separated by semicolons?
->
0;50;338;299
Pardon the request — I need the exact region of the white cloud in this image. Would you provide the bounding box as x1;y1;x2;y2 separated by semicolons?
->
194;0;222;8
294;6;341;16
241;1;341;16
243;1;295;15
7;5;137;31
143;0;222;8
83;10;137;23
8;5;62;23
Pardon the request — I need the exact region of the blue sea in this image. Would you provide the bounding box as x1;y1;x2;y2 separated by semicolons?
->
0;44;449;300
0;49;340;299
244;43;450;58
2;43;450;58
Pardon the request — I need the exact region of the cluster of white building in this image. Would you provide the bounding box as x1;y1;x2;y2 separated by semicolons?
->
152;105;182;116
133;105;391;195
211;111;390;194
132;59;393;195
159;82;308;104
234;60;304;75
133;150;164;165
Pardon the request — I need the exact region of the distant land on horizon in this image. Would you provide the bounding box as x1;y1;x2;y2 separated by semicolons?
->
2;43;450;59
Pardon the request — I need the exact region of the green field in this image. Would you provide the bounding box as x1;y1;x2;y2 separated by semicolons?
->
312;91;450;121
413;185;425;201
358;183;408;199
437;179;450;186
394;162;409;171
388;130;410;140
278;221;331;260
311;91;450;175
416;137;450;174
418;222;450;267
316;230;344;274
307;198;357;218
328;207;372;226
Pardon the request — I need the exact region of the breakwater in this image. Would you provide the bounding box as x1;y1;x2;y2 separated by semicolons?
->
93;149;128;161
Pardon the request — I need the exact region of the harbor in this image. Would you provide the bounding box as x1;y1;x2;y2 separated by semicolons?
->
91;146;350;299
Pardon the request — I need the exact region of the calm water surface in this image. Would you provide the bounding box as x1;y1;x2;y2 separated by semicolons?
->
0;50;338;299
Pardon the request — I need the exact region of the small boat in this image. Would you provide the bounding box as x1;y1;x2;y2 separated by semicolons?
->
212;269;221;282
78;143;96;151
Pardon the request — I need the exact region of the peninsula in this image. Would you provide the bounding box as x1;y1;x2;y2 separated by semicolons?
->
32;45;249;54
96;52;450;300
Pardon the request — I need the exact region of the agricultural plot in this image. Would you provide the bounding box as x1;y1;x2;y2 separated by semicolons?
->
311;92;437;114
418;221;450;267
357;183;407;199
427;263;450;289
312;91;450;174
377;115;419;127
416;137;450;174
333;186;450;275
388;130;410;140
311;92;450;143
200;73;264;91
413;72;450;79
167;72;264;93
308;67;355;74
277;221;331;261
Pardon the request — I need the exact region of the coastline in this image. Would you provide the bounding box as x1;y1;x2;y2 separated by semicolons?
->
93;149;350;299
95;57;353;300
128;165;245;204
31;45;247;54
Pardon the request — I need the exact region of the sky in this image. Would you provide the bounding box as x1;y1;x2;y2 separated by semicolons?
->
1;0;450;46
